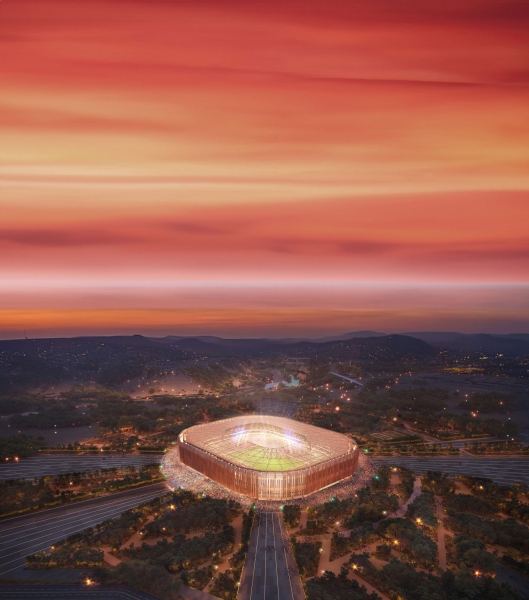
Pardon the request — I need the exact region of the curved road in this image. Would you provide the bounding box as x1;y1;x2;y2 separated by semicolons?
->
0;482;169;578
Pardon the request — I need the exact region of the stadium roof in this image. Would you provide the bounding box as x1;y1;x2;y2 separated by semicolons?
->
179;415;355;472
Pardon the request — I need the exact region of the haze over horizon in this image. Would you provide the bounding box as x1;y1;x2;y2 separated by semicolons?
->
1;0;528;338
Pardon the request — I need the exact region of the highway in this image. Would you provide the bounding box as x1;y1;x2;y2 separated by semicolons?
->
238;512;304;600
371;456;529;486
0;585;161;599
0;482;169;578
0;455;164;481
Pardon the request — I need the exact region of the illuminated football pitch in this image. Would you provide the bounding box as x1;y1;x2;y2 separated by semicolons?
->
228;447;304;471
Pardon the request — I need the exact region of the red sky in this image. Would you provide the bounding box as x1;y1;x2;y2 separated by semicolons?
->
1;0;528;337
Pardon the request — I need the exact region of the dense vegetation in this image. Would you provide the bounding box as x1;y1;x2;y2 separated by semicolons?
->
184;364;235;392
100;560;181;599
363;556;522;600
0;392;49;415
306;568;381;600
229;506;256;580
378;518;438;570
9;406;91;428
331;523;377;560
446;513;529;554
291;538;321;577
282;504;301;529
0;433;45;461
27;541;104;569
406;490;438;528
458;391;515;414
144;495;240;537
465;441;529;455
122;525;235;571
27;489;242;599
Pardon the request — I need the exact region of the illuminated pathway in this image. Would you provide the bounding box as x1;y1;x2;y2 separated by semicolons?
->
371;456;529;486
238;512;304;600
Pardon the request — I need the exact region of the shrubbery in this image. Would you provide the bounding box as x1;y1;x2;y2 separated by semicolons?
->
282;504;301;529
378;518;438;569
292;538;321;577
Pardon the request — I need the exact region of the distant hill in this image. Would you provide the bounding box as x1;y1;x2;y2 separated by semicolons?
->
403;332;529;356
284;334;436;361
273;330;387;344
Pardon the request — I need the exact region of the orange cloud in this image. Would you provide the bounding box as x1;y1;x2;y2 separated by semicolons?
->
0;0;528;335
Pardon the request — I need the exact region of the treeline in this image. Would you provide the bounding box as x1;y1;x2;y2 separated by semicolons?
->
0;434;45;461
465;441;529;455
9;405;91;429
411;411;518;439
0;392;49;416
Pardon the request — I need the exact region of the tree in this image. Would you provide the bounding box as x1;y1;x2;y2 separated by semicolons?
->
110;560;181;598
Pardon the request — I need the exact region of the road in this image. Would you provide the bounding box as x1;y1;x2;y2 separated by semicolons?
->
329;373;363;386
0;482;169;578
0;585;161;599
0;454;164;481
371;456;529;486
238;512;304;600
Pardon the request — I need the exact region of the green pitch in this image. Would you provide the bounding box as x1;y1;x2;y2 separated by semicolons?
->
229;447;304;471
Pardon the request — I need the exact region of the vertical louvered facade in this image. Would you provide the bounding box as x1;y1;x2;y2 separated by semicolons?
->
177;416;359;500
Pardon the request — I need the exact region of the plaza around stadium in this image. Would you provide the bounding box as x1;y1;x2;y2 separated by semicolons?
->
163;415;371;508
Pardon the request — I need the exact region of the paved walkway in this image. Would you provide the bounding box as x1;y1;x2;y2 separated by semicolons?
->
435;497;447;571
346;571;390;600
387;477;421;519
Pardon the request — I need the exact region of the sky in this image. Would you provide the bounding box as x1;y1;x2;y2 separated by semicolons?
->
1;0;528;338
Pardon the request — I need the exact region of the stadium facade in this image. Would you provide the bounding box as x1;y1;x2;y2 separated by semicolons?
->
178;415;359;500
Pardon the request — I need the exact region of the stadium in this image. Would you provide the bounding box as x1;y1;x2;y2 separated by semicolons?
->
177;415;359;500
